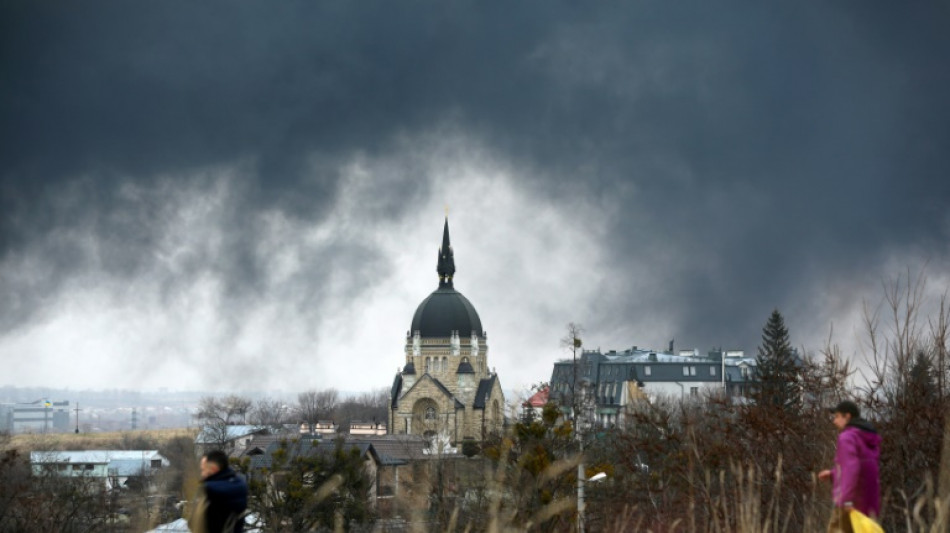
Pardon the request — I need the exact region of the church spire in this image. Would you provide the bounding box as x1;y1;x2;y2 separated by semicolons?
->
437;216;455;288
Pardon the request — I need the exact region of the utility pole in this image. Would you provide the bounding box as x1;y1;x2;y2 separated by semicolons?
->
74;402;81;434
578;434;586;533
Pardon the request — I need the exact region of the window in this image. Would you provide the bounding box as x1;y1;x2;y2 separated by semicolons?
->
710;366;716;376
442;357;447;371
644;365;652;376
682;366;689;376
690;387;699;396
424;406;436;420
425;357;430;372
689;366;697;376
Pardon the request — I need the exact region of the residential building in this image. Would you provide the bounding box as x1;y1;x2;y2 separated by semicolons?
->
195;424;270;456
349;421;387;436
549;346;757;428
30;450;169;491
521;386;549;422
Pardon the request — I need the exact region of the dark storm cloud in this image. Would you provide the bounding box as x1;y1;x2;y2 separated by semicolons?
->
1;1;948;360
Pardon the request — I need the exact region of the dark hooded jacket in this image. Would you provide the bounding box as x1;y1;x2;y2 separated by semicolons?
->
201;467;248;533
830;418;882;518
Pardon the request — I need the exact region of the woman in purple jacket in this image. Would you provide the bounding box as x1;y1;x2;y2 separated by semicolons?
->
819;400;882;532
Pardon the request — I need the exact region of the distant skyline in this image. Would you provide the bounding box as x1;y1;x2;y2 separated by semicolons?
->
2;2;948;395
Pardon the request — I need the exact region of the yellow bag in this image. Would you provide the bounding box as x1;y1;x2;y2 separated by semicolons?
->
850;509;884;533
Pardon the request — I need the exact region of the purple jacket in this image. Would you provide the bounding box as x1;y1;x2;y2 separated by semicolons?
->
830;419;882;517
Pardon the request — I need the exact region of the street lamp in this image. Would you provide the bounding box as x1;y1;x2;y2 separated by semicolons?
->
578;469;607;533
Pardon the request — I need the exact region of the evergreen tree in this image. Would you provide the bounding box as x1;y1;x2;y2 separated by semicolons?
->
753;309;801;410
241;437;375;532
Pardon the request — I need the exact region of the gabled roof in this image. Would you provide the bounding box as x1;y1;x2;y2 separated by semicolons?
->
391;374;403;408
524;387;549;408
474;374;499;409
248;437;378;470
236;434;290;458
400;374;465;409
345;435;429;465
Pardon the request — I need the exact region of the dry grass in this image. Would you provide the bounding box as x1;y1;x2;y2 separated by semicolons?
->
4;427;198;452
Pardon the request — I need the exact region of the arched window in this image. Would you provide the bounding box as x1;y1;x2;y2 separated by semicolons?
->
491;400;501;433
425;406;436;420
425;357;430;372
442;357;447;372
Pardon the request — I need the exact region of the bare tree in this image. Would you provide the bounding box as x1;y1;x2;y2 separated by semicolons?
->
196;396;226;425
296;389;339;434
222;394;253;425
860;269;950;532
559;322;584;422
250;397;290;430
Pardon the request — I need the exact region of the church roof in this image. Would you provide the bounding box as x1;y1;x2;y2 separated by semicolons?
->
473;375;499;409
398;373;465;410
411;288;483;338
410;217;484;338
427;377;466;409
390;375;403;408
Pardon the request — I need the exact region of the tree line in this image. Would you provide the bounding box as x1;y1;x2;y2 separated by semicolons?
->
194;387;389;434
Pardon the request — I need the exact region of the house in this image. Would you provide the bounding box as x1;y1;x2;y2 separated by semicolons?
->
30;450;169;491
298;420;337;436
344;434;443;520
349;421;387;436
521;386;549;422
195;424;270;456
549;346;758;428
247;436;381;512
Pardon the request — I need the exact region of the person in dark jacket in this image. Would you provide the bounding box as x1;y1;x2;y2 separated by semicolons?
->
197;450;248;533
819;400;882;532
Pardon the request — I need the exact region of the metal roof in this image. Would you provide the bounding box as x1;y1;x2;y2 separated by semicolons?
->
30;450;167;464
410;287;483;338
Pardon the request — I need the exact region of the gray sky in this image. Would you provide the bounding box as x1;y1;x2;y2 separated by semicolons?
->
2;1;948;396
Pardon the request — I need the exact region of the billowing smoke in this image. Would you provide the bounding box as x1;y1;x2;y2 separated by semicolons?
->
1;2;948;392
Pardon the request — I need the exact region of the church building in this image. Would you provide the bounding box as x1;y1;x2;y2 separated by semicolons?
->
388;218;505;443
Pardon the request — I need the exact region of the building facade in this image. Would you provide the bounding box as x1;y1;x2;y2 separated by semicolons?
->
0;400;71;433
389;218;505;443
30;450;169;491
550;346;757;428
